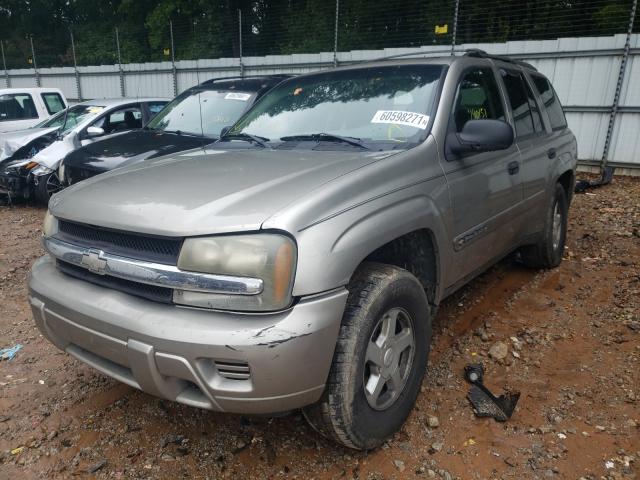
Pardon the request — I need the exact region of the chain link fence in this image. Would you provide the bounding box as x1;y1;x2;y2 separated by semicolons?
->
1;0;639;171
1;0;638;71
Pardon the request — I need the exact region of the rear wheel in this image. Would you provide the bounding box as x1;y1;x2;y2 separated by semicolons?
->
34;172;62;205
520;183;568;268
303;262;432;450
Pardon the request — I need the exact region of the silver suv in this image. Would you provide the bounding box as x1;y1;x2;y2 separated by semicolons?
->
29;51;577;450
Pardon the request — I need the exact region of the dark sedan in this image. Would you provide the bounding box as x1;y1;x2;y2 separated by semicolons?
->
60;75;290;186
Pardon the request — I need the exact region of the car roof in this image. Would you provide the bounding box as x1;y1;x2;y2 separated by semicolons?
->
0;87;65;95
75;97;170;107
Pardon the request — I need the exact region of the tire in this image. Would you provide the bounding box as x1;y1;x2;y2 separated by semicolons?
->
34;171;62;205
520;183;568;269
303;262;432;450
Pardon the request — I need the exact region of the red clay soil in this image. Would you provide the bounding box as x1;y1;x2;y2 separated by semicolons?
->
0;176;638;479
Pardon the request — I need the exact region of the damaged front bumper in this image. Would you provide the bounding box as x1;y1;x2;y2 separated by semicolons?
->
28;256;347;414
0;169;31;199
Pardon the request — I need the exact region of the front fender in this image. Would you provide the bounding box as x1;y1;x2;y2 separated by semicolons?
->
290;180;450;300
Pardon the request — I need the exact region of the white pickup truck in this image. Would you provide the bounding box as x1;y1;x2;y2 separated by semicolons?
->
0;88;67;132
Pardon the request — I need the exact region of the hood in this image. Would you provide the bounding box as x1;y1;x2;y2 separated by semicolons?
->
50;147;395;237
30;131;81;169
0;127;58;161
63;129;210;173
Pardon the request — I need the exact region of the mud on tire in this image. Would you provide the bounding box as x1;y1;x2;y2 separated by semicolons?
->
303;262;433;450
520;183;568;269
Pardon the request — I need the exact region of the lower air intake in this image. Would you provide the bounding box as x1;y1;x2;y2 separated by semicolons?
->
215;360;251;380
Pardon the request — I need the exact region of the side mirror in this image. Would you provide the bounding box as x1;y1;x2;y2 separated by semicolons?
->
86;126;105;138
448;119;513;156
220;126;232;138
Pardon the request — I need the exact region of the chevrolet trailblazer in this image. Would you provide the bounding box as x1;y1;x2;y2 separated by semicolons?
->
29;51;576;450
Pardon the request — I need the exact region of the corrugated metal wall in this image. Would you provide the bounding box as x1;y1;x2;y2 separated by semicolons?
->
2;34;638;169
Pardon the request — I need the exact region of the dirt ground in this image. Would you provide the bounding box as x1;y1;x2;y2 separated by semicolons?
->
0;176;638;480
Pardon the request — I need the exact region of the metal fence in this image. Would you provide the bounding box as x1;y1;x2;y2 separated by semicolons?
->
1;0;639;171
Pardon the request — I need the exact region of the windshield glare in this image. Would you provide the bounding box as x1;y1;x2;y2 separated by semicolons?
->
231;65;444;147
39;105;104;133
146;89;255;137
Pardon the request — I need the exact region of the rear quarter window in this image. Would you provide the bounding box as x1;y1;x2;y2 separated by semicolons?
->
531;74;567;131
148;102;167;115
501;69;536;138
41;92;66;115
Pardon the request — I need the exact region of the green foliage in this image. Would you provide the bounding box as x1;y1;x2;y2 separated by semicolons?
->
0;0;635;69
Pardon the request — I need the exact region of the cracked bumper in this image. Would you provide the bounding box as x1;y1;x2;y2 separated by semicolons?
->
28;256;347;414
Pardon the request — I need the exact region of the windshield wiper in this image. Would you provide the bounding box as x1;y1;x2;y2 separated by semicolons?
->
279;133;369;150
219;132;270;148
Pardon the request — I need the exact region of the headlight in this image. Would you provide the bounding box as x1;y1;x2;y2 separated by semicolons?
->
6;159;38;171
31;164;54;176
175;234;296;311
42;210;58;237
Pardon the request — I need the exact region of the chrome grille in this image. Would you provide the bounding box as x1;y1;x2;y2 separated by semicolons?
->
57;220;182;264
57;260;173;304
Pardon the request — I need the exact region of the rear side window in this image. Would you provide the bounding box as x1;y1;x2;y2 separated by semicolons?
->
523;78;544;133
0;93;39;121
531;74;567;130
41;92;66;115
501;69;535;138
148;102;167;115
453;68;506;132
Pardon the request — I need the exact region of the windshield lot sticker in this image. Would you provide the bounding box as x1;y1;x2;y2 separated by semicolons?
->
87;107;104;114
225;92;252;101
371;110;429;130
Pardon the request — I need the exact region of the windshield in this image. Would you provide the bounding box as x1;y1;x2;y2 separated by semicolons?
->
230;65;444;148
146;89;256;138
38;105;104;133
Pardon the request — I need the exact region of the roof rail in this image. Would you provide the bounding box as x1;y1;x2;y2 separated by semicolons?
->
464;49;538;71
354;48;537;71
368;48;472;62
199;74;290;85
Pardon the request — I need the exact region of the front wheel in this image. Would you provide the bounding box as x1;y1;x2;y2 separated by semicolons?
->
520;183;568;268
34;172;62;205
303;262;432;450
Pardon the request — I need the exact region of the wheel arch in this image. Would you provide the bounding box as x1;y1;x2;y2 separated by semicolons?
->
556;169;575;204
291;191;449;303
360;228;440;305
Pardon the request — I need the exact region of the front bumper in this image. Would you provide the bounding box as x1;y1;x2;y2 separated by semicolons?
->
0;170;30;199
29;256;347;414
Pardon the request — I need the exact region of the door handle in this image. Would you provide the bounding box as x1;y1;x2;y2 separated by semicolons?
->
508;161;520;175
547;148;557;159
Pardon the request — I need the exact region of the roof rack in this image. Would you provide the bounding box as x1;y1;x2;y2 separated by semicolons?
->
368;48;471;62
464;49;538;71
200;74;290;85
360;48;537;71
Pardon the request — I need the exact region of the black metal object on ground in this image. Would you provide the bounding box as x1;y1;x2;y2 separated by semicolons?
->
575;166;615;193
464;363;520;422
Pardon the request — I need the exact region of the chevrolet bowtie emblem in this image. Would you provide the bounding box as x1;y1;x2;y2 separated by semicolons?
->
81;249;108;275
